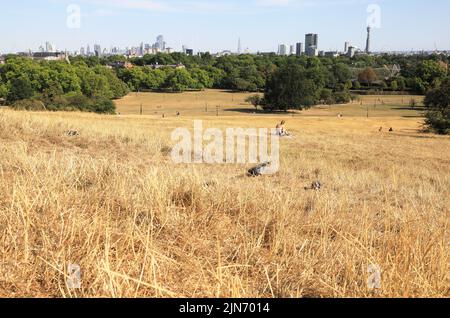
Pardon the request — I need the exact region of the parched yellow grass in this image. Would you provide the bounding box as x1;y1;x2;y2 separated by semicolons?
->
0;96;448;298
115;89;425;118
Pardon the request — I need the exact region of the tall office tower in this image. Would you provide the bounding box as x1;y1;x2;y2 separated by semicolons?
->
347;46;356;58
278;44;287;56
238;38;242;54
94;44;101;57
86;44;91;56
80;46;85;56
290;45;295;55
365;27;371;54
156;35;165;52
45;42;54;52
296;42;304;56
305;33;318;56
344;42;350;54
305;33;318;48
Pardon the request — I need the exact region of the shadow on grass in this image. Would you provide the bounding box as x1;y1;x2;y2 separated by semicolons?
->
391;107;426;111
388;132;444;140
223;108;298;115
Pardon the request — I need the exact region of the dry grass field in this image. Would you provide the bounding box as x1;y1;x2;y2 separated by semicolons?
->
0;90;448;298
115;89;425;118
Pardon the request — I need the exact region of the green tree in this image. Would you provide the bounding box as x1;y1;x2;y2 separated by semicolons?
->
332;63;352;84
417;60;447;86
396;77;406;91
245;94;263;110
7;76;34;103
264;63;320;111
319;88;334;105
164;68;195;92
190;68;213;89
0;84;8;99
424;77;450;134
390;81;398;91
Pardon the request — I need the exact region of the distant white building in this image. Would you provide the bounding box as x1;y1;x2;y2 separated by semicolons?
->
45;42;55;52
278;44;287;56
290;45;295;55
347;46;357;58
32;52;68;61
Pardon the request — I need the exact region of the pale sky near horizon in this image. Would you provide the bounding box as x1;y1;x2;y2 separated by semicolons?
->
1;0;449;54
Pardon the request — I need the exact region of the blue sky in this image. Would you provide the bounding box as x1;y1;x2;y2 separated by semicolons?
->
1;0;449;53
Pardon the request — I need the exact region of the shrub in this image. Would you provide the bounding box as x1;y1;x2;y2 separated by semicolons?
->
11;99;46;111
333;91;351;104
424;78;450;134
424;111;450;135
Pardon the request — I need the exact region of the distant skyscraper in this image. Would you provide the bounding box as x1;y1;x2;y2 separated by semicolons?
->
45;42;54;52
305;33;318;56
347;46;356;58
344;42;350;54
86;44;91;56
94;44;101;57
278;44;287;56
296;43;304;56
290;45;295;55
365;27;371;54
238;38;242;54
155;35;166;52
80;46;85;56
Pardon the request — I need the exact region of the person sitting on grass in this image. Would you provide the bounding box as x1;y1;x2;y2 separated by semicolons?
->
276;120;290;136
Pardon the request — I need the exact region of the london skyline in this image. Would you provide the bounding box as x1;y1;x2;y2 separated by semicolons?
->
1;0;449;54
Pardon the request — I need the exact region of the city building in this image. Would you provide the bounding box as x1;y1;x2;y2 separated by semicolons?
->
344;42;350;54
296;42;303;56
94;44;101;57
216;50;233;57
0;56;5;65
185;48;194;56
290;45;295;55
305;33;318;56
150;63;185;70
108;61;133;69
324;51;340;58
278;44;287;56
32;52;68;61
154;35;166;52
45;42;55;52
347;46;357;58
365;27;371;54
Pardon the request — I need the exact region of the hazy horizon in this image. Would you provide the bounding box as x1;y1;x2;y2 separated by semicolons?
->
1;0;449;54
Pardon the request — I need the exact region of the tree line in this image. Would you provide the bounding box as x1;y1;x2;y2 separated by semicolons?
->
0;53;448;133
0;56;129;113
